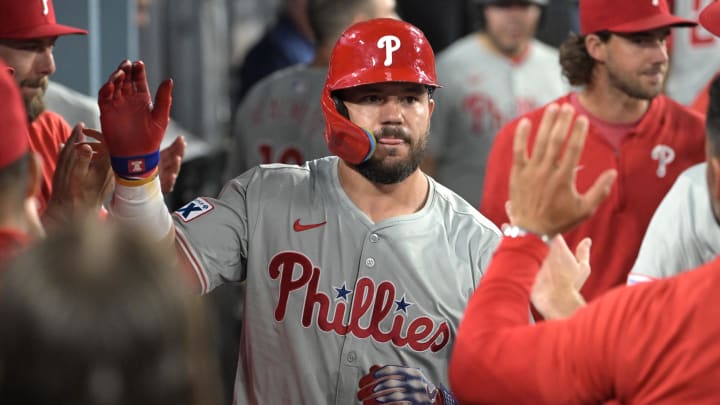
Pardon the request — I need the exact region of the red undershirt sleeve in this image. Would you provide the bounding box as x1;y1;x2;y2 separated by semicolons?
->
450;236;620;404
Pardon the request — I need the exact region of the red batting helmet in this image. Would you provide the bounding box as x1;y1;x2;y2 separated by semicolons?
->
321;18;440;164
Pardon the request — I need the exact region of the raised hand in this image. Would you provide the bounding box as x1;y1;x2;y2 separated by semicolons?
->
357;365;455;405
531;236;591;319
44;124;113;227
158;135;186;193
98;60;172;180
508;103;617;237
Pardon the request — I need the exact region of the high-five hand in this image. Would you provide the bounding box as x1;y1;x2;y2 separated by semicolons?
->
98;60;172;180
508;103;617;237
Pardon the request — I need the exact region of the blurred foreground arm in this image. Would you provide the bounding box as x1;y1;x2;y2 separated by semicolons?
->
449;104;617;404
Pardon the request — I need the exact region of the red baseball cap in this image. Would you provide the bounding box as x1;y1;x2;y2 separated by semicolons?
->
0;59;30;169
0;0;88;39
700;1;720;36
580;0;696;35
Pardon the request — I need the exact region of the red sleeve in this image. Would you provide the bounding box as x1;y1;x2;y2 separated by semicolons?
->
479;120;517;227
449;236;621;404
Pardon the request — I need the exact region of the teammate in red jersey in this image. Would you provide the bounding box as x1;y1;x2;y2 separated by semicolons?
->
480;0;706;304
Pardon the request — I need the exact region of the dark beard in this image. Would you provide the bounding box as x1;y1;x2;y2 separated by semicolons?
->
22;77;48;122
348;126;428;185
607;65;663;101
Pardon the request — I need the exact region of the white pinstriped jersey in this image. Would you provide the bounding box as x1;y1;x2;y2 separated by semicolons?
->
430;35;567;205
226;65;330;179
627;163;720;285
173;156;501;404
666;0;720;105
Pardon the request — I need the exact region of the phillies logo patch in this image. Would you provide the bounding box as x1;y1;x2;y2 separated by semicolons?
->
651;145;675;178
128;159;146;174
42;0;49;15
377;35;401;67
269;251;451;352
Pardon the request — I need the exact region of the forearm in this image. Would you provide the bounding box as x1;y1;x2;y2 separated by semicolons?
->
451;236;547;403
110;173;175;249
538;288;587;319
451;236;610;404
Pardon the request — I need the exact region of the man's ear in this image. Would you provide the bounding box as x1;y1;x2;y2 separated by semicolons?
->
585;34;608;63
428;98;435;117
26;152;43;200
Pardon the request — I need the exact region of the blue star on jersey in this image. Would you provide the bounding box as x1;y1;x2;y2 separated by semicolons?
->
334;284;352;300
395;295;412;313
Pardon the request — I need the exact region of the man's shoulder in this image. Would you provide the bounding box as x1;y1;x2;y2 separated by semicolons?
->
30;111;72;137
652;93;705;124
436;34;485;66
238;65;325;113
496;94;572;136
228;157;334;189
528;39;559;57
430;178;502;236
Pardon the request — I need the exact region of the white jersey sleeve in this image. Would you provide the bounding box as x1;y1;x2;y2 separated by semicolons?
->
173;167;259;293
627;163;720;285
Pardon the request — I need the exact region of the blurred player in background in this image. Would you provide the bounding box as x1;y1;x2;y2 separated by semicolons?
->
426;0;566;204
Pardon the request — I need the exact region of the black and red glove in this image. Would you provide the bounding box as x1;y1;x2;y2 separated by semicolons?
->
98;60;172;180
357;365;457;405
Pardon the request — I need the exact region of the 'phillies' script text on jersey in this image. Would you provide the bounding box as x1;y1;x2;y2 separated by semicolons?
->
270;251;451;352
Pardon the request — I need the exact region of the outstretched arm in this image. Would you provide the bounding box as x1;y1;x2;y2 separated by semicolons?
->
98;60;177;247
450;104;618;404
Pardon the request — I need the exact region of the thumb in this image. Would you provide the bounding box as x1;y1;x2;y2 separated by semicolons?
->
580;169;617;216
575;237;591;266
152;78;173;125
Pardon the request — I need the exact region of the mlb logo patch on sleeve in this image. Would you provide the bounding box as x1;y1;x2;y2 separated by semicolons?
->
174;198;214;222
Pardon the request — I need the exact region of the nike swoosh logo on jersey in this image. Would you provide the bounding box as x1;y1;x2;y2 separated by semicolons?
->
293;219;327;232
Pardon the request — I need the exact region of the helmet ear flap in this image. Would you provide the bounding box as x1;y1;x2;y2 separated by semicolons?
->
321;89;376;165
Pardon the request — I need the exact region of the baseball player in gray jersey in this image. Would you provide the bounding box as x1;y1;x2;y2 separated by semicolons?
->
666;0;720;108
98;19;500;404
628;75;720;284
225;0;398;179
425;0;567;205
627;163;720;284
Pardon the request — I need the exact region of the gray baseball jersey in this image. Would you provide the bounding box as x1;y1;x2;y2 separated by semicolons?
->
627;163;720;285
666;0;720;105
430;35;567;205
172;156;501;404
226;65;330;179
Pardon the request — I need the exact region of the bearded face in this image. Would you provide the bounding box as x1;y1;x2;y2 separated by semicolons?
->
22;76;48;122
348;125;429;185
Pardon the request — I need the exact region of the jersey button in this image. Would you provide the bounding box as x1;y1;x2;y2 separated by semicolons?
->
346;351;357;363
369;234;379;243
365;257;375;268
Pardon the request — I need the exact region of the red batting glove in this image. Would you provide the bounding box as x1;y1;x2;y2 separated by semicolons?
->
98;60;172;179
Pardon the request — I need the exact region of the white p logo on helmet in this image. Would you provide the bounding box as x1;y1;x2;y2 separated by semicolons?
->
377;35;401;67
42;0;49;15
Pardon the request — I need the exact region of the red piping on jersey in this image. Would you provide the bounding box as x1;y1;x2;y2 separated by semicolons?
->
175;229;209;294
